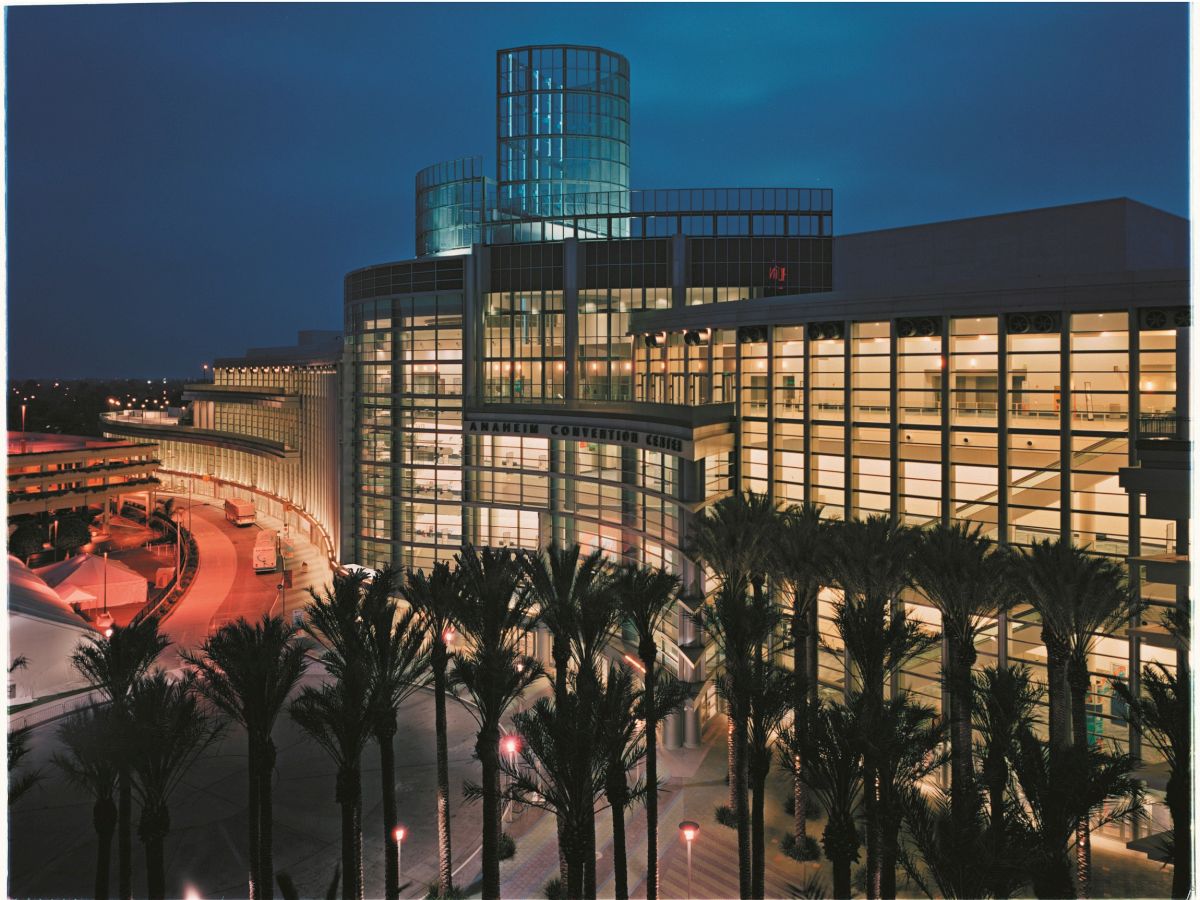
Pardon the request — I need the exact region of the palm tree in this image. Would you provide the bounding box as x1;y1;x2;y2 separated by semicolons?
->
183;614;309;899
493;688;608;898
687;491;780;808
400;562;460;898
610;561;683;900
52;706;120;900
781;699;864;900
1010;734;1141;899
704;576;779;899
1110;608;1190;898
826;514;930;899
524;543;608;889
126;671;222;900
910;522;1014;829
294;570;373;900
1012;538;1130;895
450;545;542;900
361;569;431;900
773;502;828;850
72;614;170;900
973;664;1041;897
747;663;794;899
596;665;646;900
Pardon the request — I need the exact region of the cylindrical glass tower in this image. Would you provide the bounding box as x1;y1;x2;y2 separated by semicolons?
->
415;156;495;257
496;45;630;221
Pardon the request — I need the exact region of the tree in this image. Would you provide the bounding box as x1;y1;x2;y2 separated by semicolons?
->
451;545;542;900
704;576;780;899
596;665;646;900
1012;538;1131;895
781;699;864;900
294;570;373;900
609;562;683;900
825;514;930;899
183;614;309;899
747;663;794;899
8;656;42;806
910;522;1014;830
54;513;92;556
1110;608;1190;898
973;664;1041;897
127;671;222;900
10;521;44;562
400;562;461;898
361;569;431;900
72;614;170;900
687;491;780;809
52;706;121;900
1010;735;1141;899
773;502;828;850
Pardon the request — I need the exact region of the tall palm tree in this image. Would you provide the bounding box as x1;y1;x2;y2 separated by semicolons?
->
826;514;929;899
295;570;373;900
494;688;608;899
704;576;779;899
972;664;1042;897
781;699;864;900
400;562;460;898
450;545;542;900
524;543;609;891
126;671;222;900
360;569;431;900
1010;734;1141;899
1012;538;1130;895
184;614;309;899
747;663;794;899
910;522;1014;829
72;614;170;900
773;502;828;850
610;561;683;900
687;491;780;808
52;706;121;900
1111;608;1190;898
596;665;646;900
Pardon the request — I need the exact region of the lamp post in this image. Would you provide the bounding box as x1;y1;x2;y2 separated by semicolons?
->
502;735;520;822
394;826;406;883
679;821;700;900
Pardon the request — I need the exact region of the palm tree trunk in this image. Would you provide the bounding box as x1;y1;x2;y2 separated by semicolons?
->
139;801;170;900
728;709;738;808
1167;768;1190;898
751;768;766;899
609;785;629;900
379;723;399;900
1069;664;1092;899
478;729;502;900
948;637;977;830
864;764;881;900
353;771;364;900
118;765;133;900
554;645;571;887
248;736;262;899
1042;632;1072;752
734;710;752;900
825;816;856;900
336;769;357;900
641;650;660;900
432;651;454;897
880;807;899;899
792;595;809;846
94;796;117;900
584;808;597;898
260;739;277;900
563;819;585;900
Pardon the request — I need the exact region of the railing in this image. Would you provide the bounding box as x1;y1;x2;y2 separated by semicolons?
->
1138;414;1186;439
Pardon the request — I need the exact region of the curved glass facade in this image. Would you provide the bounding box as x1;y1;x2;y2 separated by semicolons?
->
497;45;630;221
415;156;495;257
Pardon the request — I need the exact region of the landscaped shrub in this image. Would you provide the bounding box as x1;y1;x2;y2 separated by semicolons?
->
542;877;563;900
498;831;516;860
714;804;736;828
781;831;822;861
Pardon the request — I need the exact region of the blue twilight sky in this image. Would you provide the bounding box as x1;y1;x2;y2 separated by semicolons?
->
5;2;1189;378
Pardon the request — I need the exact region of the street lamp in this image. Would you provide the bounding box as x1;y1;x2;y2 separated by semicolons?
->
679;820;700;900
503;735;520;822
394;826;406;882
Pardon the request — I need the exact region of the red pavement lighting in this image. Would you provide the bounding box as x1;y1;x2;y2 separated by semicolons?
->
443;626;457;646
394;826;406;843
679;820;699;842
502;735;520;755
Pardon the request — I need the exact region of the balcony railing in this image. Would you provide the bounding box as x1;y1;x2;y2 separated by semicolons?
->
1138;414;1186;439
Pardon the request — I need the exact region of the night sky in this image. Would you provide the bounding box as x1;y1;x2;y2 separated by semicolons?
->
5;3;1188;379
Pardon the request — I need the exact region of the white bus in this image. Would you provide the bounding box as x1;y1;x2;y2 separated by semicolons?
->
252;530;278;573
224;498;256;527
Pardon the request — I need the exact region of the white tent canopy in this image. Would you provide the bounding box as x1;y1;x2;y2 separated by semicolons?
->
8;556;95;702
39;552;147;611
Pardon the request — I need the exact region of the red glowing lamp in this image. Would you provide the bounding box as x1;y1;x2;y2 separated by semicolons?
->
502;736;520;755
394;826;406;843
679;820;699;842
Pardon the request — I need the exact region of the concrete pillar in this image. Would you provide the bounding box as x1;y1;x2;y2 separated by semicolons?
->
683;701;700;748
663;711;683;750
